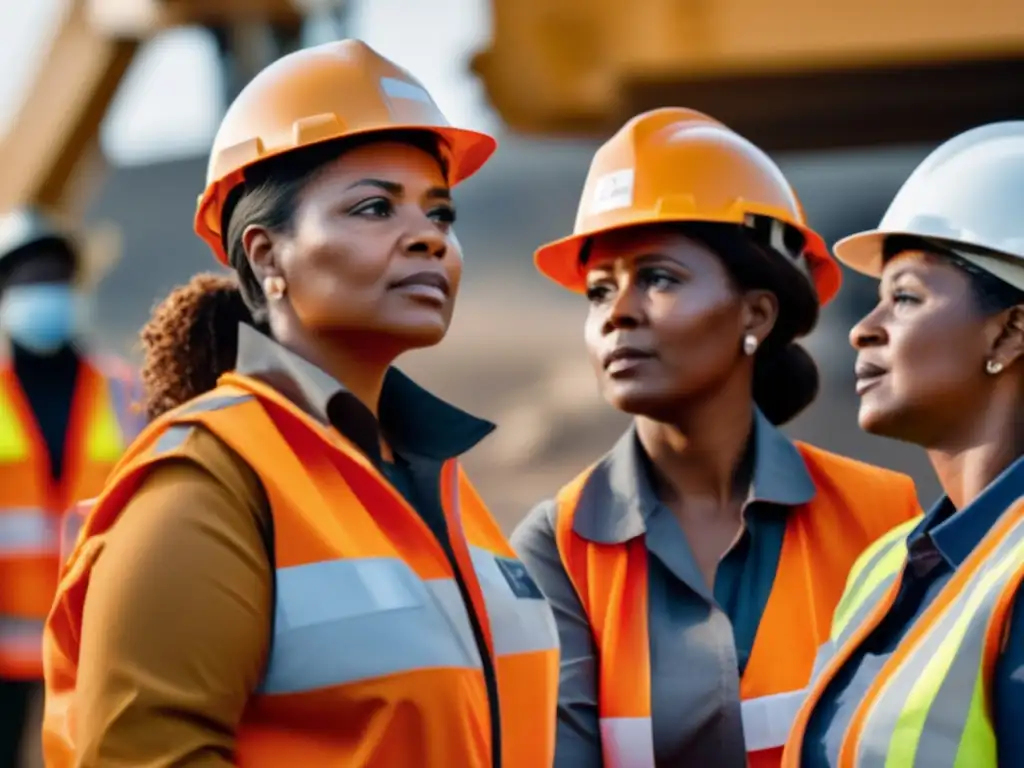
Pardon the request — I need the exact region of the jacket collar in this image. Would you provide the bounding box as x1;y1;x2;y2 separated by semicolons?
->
234;323;495;463
572;409;817;544
921;453;1024;567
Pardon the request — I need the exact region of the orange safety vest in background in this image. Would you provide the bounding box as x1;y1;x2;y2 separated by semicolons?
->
0;354;138;680
43;373;559;768
553;443;919;768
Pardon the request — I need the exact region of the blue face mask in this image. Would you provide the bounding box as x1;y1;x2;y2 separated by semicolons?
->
0;283;77;354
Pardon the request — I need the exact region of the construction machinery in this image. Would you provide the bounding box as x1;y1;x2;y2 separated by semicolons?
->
474;0;1024;150
3;0;1024;221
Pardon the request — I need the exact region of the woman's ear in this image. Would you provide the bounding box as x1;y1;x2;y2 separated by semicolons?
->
988;305;1024;370
242;224;281;283
741;289;779;347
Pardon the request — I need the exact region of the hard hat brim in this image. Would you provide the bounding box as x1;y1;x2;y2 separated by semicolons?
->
834;228;987;278
832;230;890;278
195;124;497;265
836;228;1024;294
536;217;842;306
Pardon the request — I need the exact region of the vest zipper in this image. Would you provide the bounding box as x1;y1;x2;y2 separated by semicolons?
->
399;460;502;768
447;554;503;768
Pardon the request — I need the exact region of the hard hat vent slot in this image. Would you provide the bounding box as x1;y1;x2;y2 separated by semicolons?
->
293;114;345;146
653;194;698;217
218;138;266;174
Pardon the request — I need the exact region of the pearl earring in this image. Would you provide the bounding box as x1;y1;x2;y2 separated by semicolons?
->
743;334;759;356
263;276;286;301
986;359;1004;375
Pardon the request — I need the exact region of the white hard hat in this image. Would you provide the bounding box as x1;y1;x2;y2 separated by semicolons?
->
835;121;1024;292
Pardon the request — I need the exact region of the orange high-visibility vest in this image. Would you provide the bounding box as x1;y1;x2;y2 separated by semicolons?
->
0;354;139;680
43;372;560;768
553;442;920;768
781;500;1024;768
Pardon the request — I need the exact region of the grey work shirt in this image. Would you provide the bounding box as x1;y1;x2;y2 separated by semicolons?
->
511;410;817;767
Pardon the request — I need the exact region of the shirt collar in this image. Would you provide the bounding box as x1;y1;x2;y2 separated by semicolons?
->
921;454;1024;567
234;323;495;463
572;408;817;543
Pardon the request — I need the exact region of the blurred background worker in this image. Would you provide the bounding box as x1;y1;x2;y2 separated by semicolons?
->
42;40;558;768
512;108;922;768
0;207;141;766
784;122;1024;768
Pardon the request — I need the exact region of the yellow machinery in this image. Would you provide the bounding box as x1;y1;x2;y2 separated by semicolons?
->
3;0;1024;221
473;0;1024;150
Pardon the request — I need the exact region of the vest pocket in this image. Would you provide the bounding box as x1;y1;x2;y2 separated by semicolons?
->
262;556;484;694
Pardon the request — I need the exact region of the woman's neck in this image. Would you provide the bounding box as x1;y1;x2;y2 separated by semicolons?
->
635;383;756;509
279;329;393;419
926;387;1024;510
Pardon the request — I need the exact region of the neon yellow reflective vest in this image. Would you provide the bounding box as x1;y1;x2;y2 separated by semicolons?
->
0;353;142;678
782;501;1024;768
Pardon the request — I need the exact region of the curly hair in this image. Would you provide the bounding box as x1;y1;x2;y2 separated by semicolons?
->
140;274;255;420
139;130;446;420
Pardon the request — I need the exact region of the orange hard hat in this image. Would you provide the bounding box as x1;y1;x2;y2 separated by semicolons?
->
195;39;497;264
534;108;841;305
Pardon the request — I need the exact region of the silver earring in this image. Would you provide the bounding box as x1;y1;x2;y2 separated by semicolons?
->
743;334;759;356
263;276;286;301
986;359;1004;375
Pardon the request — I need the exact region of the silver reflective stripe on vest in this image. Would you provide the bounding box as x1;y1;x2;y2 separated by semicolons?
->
742;689;808;751
0;616;45;654
60;501;93;563
833;534;909;649
810;639;836;683
854;519;1024;768
468;545;559;656
0;509;59;555
835;569;902;651
600;716;656;768
105;373;144;441
260;556;483;694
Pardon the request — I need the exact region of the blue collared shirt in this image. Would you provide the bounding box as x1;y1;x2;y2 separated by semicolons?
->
802;456;1024;767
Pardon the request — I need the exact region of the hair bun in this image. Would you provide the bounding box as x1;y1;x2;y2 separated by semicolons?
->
752;342;819;425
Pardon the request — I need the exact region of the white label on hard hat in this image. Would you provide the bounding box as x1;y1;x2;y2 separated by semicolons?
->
591;169;635;214
380;77;432;104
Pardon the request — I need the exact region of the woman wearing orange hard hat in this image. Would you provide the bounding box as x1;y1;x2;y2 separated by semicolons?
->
511;107;922;768
40;40;558;768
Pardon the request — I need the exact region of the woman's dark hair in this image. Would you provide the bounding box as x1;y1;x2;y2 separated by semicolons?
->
688;221;820;426
883;235;1024;314
141;130;447;420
